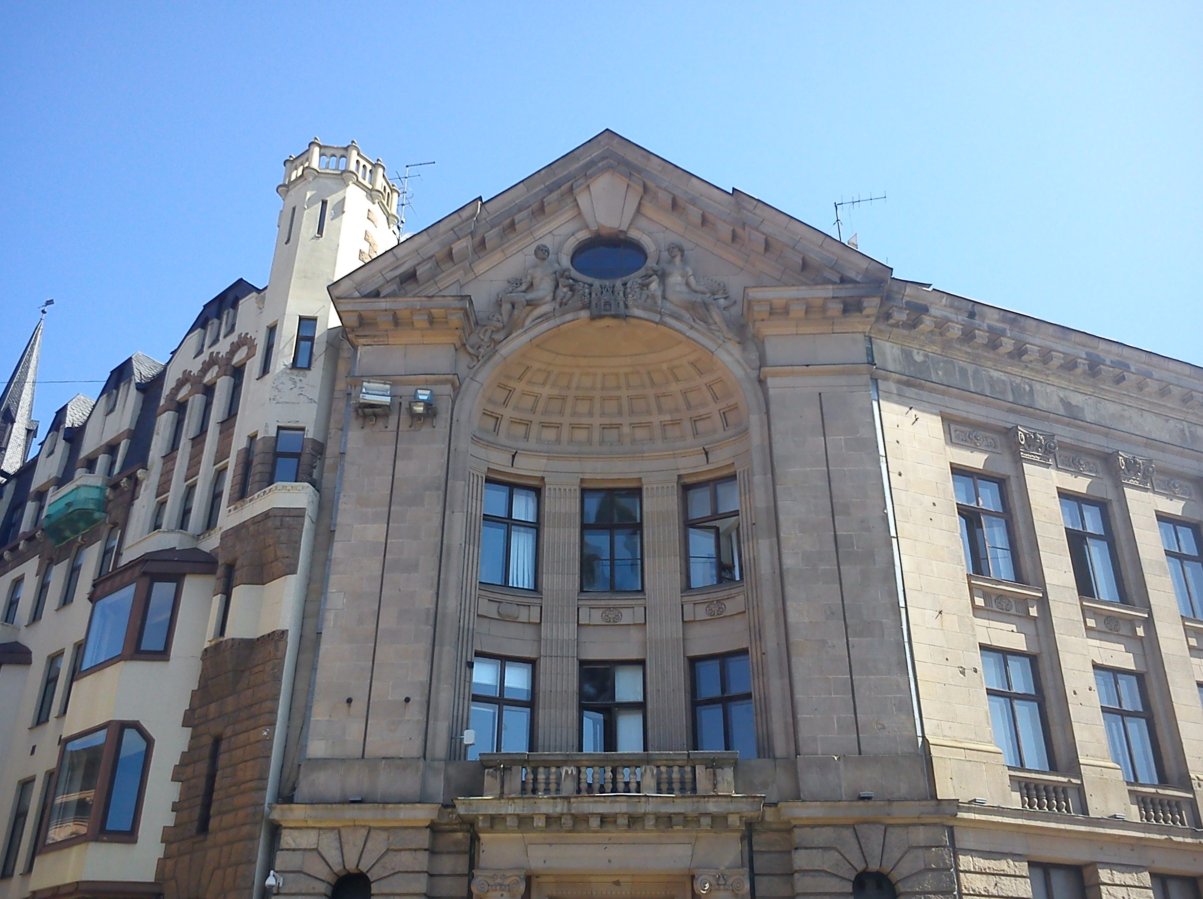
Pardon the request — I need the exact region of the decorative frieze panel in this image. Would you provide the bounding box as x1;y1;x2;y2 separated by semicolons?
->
472;871;528;899
1014;426;1056;465
579;603;647;626
479;593;542;624
1153;474;1195;499
682;590;746;622
967;576;1043;620
1114;451;1155;489
693;869;749;899
949;423;1002;451
1055;448;1102;477
1080;598;1149;640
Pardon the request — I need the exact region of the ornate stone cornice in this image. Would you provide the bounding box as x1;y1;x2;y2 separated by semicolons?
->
334;295;474;347
455;795;763;835
1115;451;1155;489
746;284;883;338
1014;426;1057;464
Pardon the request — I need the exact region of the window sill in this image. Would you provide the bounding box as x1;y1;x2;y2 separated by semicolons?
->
1080;598;1150;639
967;575;1043;618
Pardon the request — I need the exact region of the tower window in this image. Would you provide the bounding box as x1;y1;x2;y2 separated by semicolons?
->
272;429;305;483
260;324;277;378
284;206;296;244
316;199;328;237
292;317;317;370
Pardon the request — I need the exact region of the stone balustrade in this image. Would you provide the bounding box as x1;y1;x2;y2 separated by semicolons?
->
478;752;738;798
1128;785;1196;827
1009;772;1082;814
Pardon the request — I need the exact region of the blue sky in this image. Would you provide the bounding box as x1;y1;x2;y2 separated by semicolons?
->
3;2;1201;431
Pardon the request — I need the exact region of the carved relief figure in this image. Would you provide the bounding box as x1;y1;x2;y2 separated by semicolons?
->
660;243;737;336
498;244;557;328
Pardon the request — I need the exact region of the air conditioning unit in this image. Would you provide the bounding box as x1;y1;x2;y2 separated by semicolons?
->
356;381;392;416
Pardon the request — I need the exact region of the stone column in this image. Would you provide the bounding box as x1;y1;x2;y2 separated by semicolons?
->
470;870;527;899
538;478;581;751
643;476;687;750
693;869;750;899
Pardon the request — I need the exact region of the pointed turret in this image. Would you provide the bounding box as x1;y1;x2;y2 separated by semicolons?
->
0;309;46;479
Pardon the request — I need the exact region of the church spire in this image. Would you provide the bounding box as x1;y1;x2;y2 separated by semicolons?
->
0;302;50;478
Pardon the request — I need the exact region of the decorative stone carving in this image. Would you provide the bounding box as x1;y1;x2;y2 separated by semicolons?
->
499;244;558;328
693;869;750;899
704;599;728;617
991;595;1014;613
600;607;623;623
660;243;738;337
1114;451;1155;488
1055;451;1101;477
1103;615;1122;633
471;871;527;899
1153;475;1194;498
1014;426;1056;464
950;424;1001;451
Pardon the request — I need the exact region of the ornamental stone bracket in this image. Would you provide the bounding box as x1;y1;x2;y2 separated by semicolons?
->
1013;426;1056;464
471;870;528;899
333;295;475;347
745;283;883;338
693;869;750;899
1114;451;1155;489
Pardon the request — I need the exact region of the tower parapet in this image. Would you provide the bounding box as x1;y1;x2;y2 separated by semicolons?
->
279;138;399;230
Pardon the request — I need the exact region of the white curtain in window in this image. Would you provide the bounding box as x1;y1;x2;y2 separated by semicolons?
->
508;525;536;589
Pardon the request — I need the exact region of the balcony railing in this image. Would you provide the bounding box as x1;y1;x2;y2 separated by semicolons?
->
479;752;738;799
1010;772;1082;815
1129;785;1196;827
43;474;107;546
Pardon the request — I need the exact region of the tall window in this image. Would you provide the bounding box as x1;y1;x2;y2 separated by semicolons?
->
81;579;180;672
260;324;277;377
292;317;317;369
1060;495;1123;602
284;207;295;244
225;365;245;419
178;483;196;532
239;433;257;499
580;663;644;751
204;469;227;531
23;774;51;873
98;527;121;577
166;407;186;454
1095;667;1160;784
685;478;741;588
581;489;642;592
45;723;151;845
479;482;538;590
0;778;33;878
152;499;167;531
953;471;1017;580
1152;875;1202;899
692;652;756;757
60;549;84;608
59;643;82;717
193;385;214;438
315;199;328;237
1029;864;1085;899
2;577;21;625
33;652;63;726
272;429;305;483
29;565;53;624
981;648;1051;770
196;737;221;834
1159;518;1203;618
468;656;533;760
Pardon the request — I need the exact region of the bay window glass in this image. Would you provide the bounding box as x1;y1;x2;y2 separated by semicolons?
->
467;656;533;759
82;584;135;670
580;663;644;751
581;489;642;592
81;579;180;672
479;482;538;590
685;478;741;588
45;723;150;846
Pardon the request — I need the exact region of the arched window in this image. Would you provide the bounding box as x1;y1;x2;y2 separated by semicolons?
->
331;872;371;899
852;871;897;899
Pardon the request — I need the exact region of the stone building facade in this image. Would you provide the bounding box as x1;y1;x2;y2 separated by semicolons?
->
0;132;1200;899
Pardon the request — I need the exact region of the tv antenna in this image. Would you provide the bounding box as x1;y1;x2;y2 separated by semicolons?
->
394;161;436;230
833;192;886;244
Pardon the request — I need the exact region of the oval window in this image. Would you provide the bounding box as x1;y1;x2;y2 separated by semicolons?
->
571;237;647;280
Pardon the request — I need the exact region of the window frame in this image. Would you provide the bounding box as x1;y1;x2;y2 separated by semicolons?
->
204;468;227;532
272;428;305;484
291;317;318;370
28;564;53;624
1028;863;1086;899
691;651;757;757
2;576;22;625
97;526;121;577
58;642;83;717
42;721;153;851
59;547;85;608
580;488;643;593
1060;494;1125;602
468;655;534;760
33;651;64;727
684;477;742;589
178;482;196;532
1158;516;1203;619
980;647;1054;771
79;577;183;677
953;470;1020;582
166;406;186;454
193;384;214;438
259;323;277;378
0;777;33;879
1094;666;1163;785
479;481;540;591
579;662;645;752
1152;874;1202;899
224;365;245;420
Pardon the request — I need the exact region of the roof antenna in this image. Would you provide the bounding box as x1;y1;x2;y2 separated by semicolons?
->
833;193;886;245
393;161;436;231
40;298;55;316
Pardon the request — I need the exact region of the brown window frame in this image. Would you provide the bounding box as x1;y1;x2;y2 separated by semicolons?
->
2;576;22;625
41;721;153;852
1;777;33;878
78;576;184;678
28;564;53;624
32;651;64;727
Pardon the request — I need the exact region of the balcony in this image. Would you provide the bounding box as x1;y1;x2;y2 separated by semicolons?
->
43;474;108;546
1009;771;1083;815
479;752;738;798
1128;784;1197;827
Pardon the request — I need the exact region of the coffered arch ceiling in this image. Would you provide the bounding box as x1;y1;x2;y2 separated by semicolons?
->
475;318;747;454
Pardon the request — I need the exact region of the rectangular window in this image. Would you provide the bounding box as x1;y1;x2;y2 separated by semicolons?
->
2;577;22;625
224;365;244;419
692;652;756;757
239;433;257;499
29;565;53;624
98;527;121;577
23;773;51;873
222;304;237;336
272;429;305;483
215;565;234;638
178;482;196;532
685;477;741;588
953;471;1018;581
192;330;204;358
1060;495;1123;602
45;722;150;846
1153;875;1202;899
59;643;82;717
167;407;186;454
1095;667;1161;784
284;206;295;244
468;656;533;760
193;384;214;437
81;579;181;672
981;648;1052;770
60;548;84;608
580;663;644;751
1029;864;1085;899
479;482;539;590
260;324;277;378
205;469;227;532
152;498;167;531
0;778;33;878
581;489;642;592
291;317;317;369
315;199;328;237
196;737;221;834
1159;518;1203;619
33;652;63;727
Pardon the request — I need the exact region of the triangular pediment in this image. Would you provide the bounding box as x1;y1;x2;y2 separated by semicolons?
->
330;131;891;304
